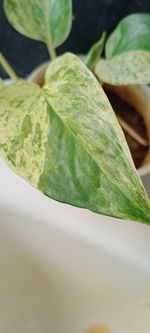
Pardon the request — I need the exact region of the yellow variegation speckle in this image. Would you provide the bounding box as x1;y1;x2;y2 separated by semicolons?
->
95;51;150;85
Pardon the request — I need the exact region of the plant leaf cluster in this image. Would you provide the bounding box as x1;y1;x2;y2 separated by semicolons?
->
0;1;150;224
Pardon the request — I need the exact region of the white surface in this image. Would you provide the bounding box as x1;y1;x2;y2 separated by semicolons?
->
0;159;150;333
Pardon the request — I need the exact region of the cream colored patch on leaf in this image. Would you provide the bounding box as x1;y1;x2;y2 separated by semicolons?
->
0;81;49;187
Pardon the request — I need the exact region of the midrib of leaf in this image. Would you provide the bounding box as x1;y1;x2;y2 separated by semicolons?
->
43;88;150;222
44;0;56;59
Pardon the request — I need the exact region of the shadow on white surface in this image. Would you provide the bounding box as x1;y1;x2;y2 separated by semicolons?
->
0;160;150;332
0;206;150;333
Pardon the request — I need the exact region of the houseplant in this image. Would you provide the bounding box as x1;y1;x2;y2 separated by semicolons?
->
26;13;150;172
0;0;150;224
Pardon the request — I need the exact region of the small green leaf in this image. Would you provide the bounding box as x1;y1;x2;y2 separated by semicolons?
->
84;31;106;69
0;53;150;224
4;0;72;57
95;50;150;85
105;13;150;59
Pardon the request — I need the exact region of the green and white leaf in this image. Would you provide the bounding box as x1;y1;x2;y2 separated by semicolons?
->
105;13;150;59
4;0;72;50
84;31;106;69
0;82;49;186
95;51;150;85
43;53;150;223
0;53;150;224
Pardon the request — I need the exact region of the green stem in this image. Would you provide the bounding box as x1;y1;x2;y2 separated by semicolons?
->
47;41;57;60
0;52;18;81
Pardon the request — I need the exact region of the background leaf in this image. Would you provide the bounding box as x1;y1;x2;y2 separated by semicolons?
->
0;54;150;224
84;31;106;69
4;0;72;50
105;13;150;59
95;50;150;85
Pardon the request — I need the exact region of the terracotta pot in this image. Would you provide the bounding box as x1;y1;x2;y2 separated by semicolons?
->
28;61;150;195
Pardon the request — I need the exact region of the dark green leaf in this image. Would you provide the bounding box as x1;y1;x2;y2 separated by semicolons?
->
84;31;106;69
105;13;150;59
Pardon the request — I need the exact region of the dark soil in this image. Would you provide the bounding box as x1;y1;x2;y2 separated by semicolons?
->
104;89;148;169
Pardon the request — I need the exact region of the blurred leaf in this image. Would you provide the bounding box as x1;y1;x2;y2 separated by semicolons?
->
105;13;150;59
0;78;4;88
85;31;106;69
0;53;150;223
95;50;150;85
4;0;72;52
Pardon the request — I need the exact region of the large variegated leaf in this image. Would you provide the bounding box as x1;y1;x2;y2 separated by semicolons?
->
95;51;150;85
84;32;106;69
4;0;72;49
105;13;150;59
0;53;150;223
43;53;150;223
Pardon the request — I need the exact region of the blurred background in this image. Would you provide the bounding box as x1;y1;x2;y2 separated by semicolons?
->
0;0;150;78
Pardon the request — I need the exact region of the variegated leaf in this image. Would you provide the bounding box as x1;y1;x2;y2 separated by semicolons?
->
95;51;150;85
105;13;150;59
0;53;150;224
43;53;150;223
0;82;49;187
4;0;72;50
